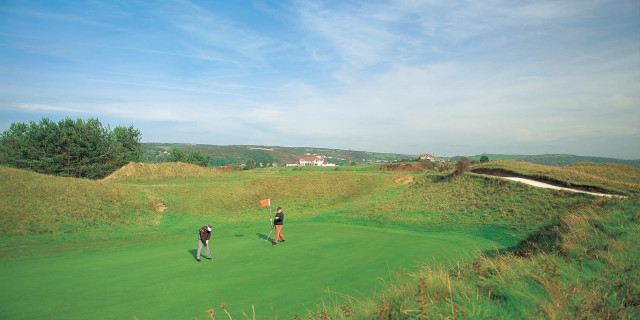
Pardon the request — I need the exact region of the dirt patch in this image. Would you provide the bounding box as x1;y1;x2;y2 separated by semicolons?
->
393;175;415;184
153;202;168;212
381;163;423;172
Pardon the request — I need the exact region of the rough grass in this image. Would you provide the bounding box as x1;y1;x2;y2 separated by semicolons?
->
1;162;610;246
473;160;640;196
565;162;640;185
324;173;591;237
103;162;223;182
0;166;160;238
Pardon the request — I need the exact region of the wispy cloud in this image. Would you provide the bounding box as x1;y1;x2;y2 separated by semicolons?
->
295;0;601;71
89;77;250;97
9;7;127;32
15;42;66;56
17;103;85;113
164;0;282;69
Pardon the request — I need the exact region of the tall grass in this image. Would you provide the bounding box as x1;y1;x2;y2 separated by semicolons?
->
103;161;223;182
565;162;640;184
326;173;591;237
0;166;161;238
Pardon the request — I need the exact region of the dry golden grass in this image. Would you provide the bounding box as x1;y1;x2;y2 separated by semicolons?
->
103;162;223;181
474;160;640;195
565;162;640;184
0;166;160;236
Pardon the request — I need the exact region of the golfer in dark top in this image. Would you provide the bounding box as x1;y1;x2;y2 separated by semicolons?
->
273;207;286;245
196;224;212;261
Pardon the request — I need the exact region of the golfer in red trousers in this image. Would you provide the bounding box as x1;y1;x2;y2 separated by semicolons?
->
273;207;286;245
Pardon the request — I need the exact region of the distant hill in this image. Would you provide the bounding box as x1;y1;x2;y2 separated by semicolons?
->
454;153;640;168
142;143;415;166
143;145;640;168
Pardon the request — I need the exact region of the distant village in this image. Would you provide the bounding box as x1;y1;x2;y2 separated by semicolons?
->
285;152;449;167
149;146;449;168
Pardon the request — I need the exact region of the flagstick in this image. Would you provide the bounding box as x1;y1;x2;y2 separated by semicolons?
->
260;199;274;244
269;204;273;246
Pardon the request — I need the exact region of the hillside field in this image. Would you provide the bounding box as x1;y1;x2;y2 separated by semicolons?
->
463;153;640;168
0;161;638;319
142;143;414;166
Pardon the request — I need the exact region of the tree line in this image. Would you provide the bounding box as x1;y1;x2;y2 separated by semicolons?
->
0;118;142;179
165;147;211;167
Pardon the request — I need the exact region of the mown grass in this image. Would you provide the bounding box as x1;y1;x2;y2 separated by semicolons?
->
473;160;640;196
0;223;504;320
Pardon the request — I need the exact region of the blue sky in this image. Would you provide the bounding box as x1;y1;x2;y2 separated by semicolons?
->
1;0;639;159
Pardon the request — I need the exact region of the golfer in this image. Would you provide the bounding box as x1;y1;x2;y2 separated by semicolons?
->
196;224;212;262
273;207;286;245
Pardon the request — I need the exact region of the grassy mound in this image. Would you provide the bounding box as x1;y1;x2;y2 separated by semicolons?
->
565;162;640;185
0;166;160;238
472;160;640;196
327;173;591;237
103;162;223;182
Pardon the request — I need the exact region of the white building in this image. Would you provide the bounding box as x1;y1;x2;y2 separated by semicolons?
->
286;156;336;167
420;153;436;161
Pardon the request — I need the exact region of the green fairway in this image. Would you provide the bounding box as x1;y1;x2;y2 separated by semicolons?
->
0;222;503;319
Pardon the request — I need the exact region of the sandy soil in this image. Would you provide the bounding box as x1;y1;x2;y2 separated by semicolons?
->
499;177;623;198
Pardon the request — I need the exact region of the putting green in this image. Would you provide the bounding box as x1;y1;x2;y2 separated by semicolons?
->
0;223;503;319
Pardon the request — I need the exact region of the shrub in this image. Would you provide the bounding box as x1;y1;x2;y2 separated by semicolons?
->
166;147;185;162
244;159;256;170
185;150;211;167
453;157;470;176
419;160;436;170
0;117;142;179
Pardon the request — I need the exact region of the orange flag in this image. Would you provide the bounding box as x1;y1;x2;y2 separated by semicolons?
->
259;199;271;207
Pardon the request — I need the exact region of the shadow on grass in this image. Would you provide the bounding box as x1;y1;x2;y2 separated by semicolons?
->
188;249;198;259
256;233;271;242
481;219;568;258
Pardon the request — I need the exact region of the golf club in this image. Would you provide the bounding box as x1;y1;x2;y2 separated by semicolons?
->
207;241;213;263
